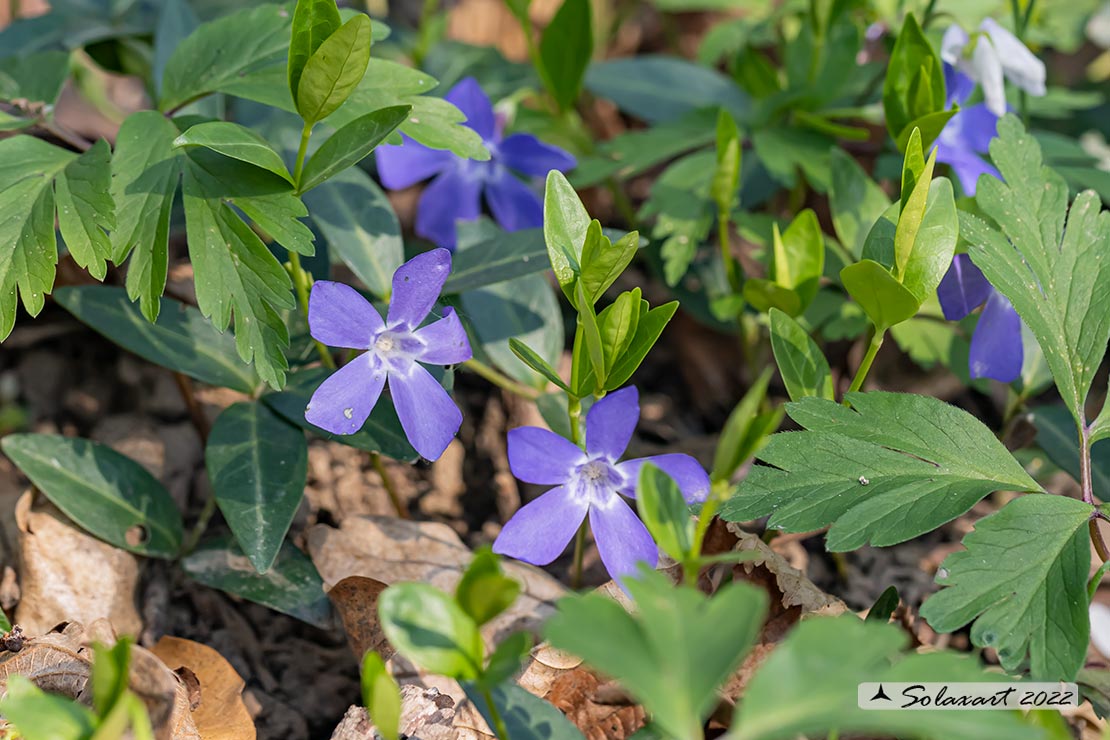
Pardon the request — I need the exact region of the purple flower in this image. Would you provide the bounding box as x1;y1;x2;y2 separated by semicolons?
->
936;253;1023;382
492;387;710;585
305;248;472;461
936;64;1001;196
375;77;576;250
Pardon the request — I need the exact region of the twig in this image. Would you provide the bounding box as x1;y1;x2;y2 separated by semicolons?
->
172;372;210;444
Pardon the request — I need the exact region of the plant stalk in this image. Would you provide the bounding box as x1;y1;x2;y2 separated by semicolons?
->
481;684;511;739
463;359;541;400
372;451;409;519
846;329;884;396
567;395;587;588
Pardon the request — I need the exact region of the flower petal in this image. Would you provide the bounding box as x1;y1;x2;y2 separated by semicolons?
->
485;168;544;232
493;485;588;566
981;18;1046;97
944;63;976;107
940;24;969;66
414;166;482;249
415;307;472;365
309;281;383;349
508;427;587;485
585;386;640;460
937;253;993;321
970;290;1023;383
375;135;454;190
935;141;1000;196
954;103;1001;153
387;248;452;330
305;353;387;435
498;133;577;177
445;77;495;141
971;37;1007;117
590;496;658;585
616;453;710;504
390;362;462;460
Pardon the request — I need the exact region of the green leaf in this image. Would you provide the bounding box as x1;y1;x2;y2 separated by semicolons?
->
882;13;945;146
264;367;419;461
711;109;742;216
575;281;606;389
0;51;70;105
538;0;592;112
160;4;291;112
303;166;401;299
750;126;834;193
55;139;114;281
544;171;590;297
443;227;546;294
729;616;1045;740
860;199;900;269
895;108;958;153
206;402;308;574
722;392;1043;550
361;652;401;740
545;570;766;739
464;681;586;740
920;494;1093;681
641;149;715;286
455;547;521;627
637;464;694;563
481;632;532;688
0;135;73;340
1092;400;1110;446
153;0;200;97
54;286;260;393
110;111;181;323
91;639;132;718
183;535;332;627
300;105;410;192
829;148;890;260
1030;405;1110;497
289;0;343;110
508;338;570;392
768;308;834;403
606;300;679;390
174;121;293;183
183;155;297;389
711;367;779;483
598;288;640;375
840;259;920;331
1;433;184;558
866;585;899;622
0;676;96;740
296;15;372;125
770;209;824;311
379;583;484;680
898;178;958;303
963;115;1110;427
579;228;639;306
741;279;801;316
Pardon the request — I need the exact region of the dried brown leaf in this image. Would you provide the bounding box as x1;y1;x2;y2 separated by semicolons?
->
150;636;256;740
325;576;390;662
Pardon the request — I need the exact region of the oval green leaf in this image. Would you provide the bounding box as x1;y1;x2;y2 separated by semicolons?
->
378;583;484;680
299;105;411;192
769;308;834;402
840;259;920;331
296;14;372;125
173;121;293;183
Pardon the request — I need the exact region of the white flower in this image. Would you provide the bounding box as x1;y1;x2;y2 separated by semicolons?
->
941;18;1046;117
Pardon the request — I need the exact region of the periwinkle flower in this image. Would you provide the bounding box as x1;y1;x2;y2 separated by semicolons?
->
937;253;1022;382
305;249;472;461
493;387;710;584
941;18;1046;118
375;77;576;250
936;64;1001;196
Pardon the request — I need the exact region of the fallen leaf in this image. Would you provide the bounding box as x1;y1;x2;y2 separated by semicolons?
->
325;576;390;662
150;636;256;740
330;685;483;740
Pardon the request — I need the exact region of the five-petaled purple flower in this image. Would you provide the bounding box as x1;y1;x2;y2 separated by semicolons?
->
305;249;472;461
375;77;576;250
493;387;710;585
936;65;1001;196
937;253;1022;382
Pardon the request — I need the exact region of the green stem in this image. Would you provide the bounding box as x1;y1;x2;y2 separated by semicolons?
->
289;252;337;370
567;395;587;589
481;684;511;739
372;451;409;519
183;496;219;555
463;359;541;400
921;0;939;27
846;329;884;396
293;121;312;186
718;208;740;293
411;0;440;66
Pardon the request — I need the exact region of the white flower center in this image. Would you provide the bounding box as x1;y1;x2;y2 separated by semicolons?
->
375;334;396;354
580;460;609;482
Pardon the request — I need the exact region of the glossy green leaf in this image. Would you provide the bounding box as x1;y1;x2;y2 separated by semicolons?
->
961;115;1110;428
55;139;114;281
576;281;606;389
379;583;484;680
296;15;372;124
606;301;679;390
892;144;938;276
481;632;532;688
443;227;546;294
153;0;200;97
0;677;96;740
898;178;958;303
860;200;900;270
768;308;834;403
289;0;343;109
361;652;401;740
1030;404;1110;496
711;367;778;483
579;227;638;306
54;286;260;394
174;121;293;183
304;166;401;299
544;171;590;297
110;111;182;323
722;392;1043;550
183;535;332;627
207;402;308;574
456;547;521;627
598;288;641;374
866;586;899;623
829;148;891;260
882;13;945;146
300;105;410;192
771;209;824;311
840;259;919;331
91;639;132;718
921;494;1094;681
0;51;70;105
508;338;571;392
741;279;802;316
637;464;694;563
1092;399;1110;446
711;109;742;216
538;0;592;111
464;681;585;740
1;433;184;558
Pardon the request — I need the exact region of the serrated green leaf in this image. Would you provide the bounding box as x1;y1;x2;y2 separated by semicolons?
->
722;392;1043;550
0;135;72;339
544;170;589;296
1;433;183;558
921;494;1093;681
207;402;308;574
606;301;678;390
379;583;484;680
962;115;1110;428
55;139;114;281
711;367;778;483
174;121;293;183
361;652;401;740
538;0;592;112
840;259;919;331
110;111;181;323
768;308;834;402
54;285;260;393
289;0;343;109
296;15;372;125
829;148;891;260
299;105;410;192
729;616;1045;740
